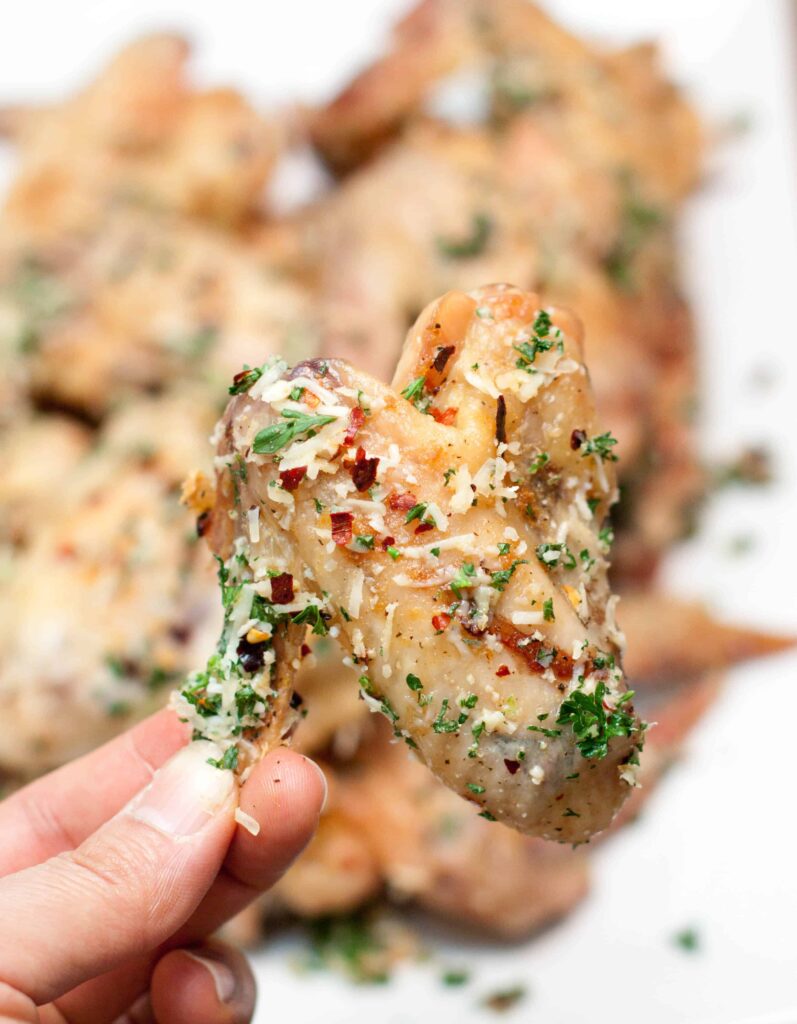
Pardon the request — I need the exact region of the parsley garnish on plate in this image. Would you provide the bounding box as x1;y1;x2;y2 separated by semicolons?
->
673;926;701;953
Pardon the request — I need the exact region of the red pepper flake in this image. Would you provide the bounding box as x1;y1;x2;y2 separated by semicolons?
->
495;394;507;445
388;491;417;512
344;406;366;445
279;466;307;491
570;428;586;450
414;521;434;534
351;449;380;492
381;535;396;550
430;406;457;425
331;511;353;546
300;643;312;658
270;572;295;604
495;664;510;677
432;612;451;633
432;344;455;373
504;758;520;775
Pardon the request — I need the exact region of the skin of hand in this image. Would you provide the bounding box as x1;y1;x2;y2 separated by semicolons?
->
0;709;326;1023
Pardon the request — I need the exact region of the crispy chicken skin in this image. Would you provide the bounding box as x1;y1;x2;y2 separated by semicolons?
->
174;285;643;841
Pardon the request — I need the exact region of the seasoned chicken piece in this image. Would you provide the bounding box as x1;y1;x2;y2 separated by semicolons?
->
0;209;321;417
310;0;701;203
338;725;591;936
0;391;221;777
173;285;643;842
0;413;91;548
0;34;279;235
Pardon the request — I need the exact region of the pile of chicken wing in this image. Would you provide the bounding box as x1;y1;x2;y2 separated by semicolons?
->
0;1;791;942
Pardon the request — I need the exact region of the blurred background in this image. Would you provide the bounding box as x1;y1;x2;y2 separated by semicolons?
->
1;1;796;1021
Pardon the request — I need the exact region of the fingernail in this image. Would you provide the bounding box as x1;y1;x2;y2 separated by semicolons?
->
303;756;328;813
184;950;236;1004
130;742;235;836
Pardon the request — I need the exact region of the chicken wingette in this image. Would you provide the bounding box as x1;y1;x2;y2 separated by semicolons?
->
173;284;644;842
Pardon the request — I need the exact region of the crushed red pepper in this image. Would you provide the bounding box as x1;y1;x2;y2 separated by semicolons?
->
279;466;307;491
330;511;353;546
270;572;295;604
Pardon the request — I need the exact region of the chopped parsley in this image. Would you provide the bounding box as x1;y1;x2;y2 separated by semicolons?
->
489;559;527;592
581;431;619;462
207;746;240;771
291;603;329;636
216;556;243;610
542;598;555;622
605;181;663;290
401;376;427;407
579;548;595;570
497;542;511;556
467;783;486;794
405;502;429;524
433;697;468;733
450;562;477;596
514;311;562;373
529;451;550;474
355;534;375;550
406;673;423;691
442;969;470;987
535;543;576;570
527;723;562;739
556;681;637;760
673;927;700;953
304;911;389;984
252;409;337;455
229;365;264;395
436;212;492;259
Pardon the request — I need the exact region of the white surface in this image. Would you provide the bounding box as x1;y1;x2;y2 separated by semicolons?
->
3;1;797;1020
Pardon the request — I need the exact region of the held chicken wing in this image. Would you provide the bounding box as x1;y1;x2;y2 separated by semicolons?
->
173;284;643;842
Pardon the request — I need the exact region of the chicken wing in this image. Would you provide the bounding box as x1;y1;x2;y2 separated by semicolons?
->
173;284;643;841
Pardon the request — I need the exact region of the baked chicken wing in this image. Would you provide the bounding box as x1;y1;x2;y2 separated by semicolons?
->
173;284;643;842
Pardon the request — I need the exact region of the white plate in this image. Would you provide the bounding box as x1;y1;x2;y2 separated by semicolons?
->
2;2;796;1020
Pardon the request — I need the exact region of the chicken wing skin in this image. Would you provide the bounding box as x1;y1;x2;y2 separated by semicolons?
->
173;284;643;842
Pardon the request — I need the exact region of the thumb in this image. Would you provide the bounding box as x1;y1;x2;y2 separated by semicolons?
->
0;741;236;1008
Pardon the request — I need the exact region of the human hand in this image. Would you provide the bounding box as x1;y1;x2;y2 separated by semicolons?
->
0;709;326;1023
